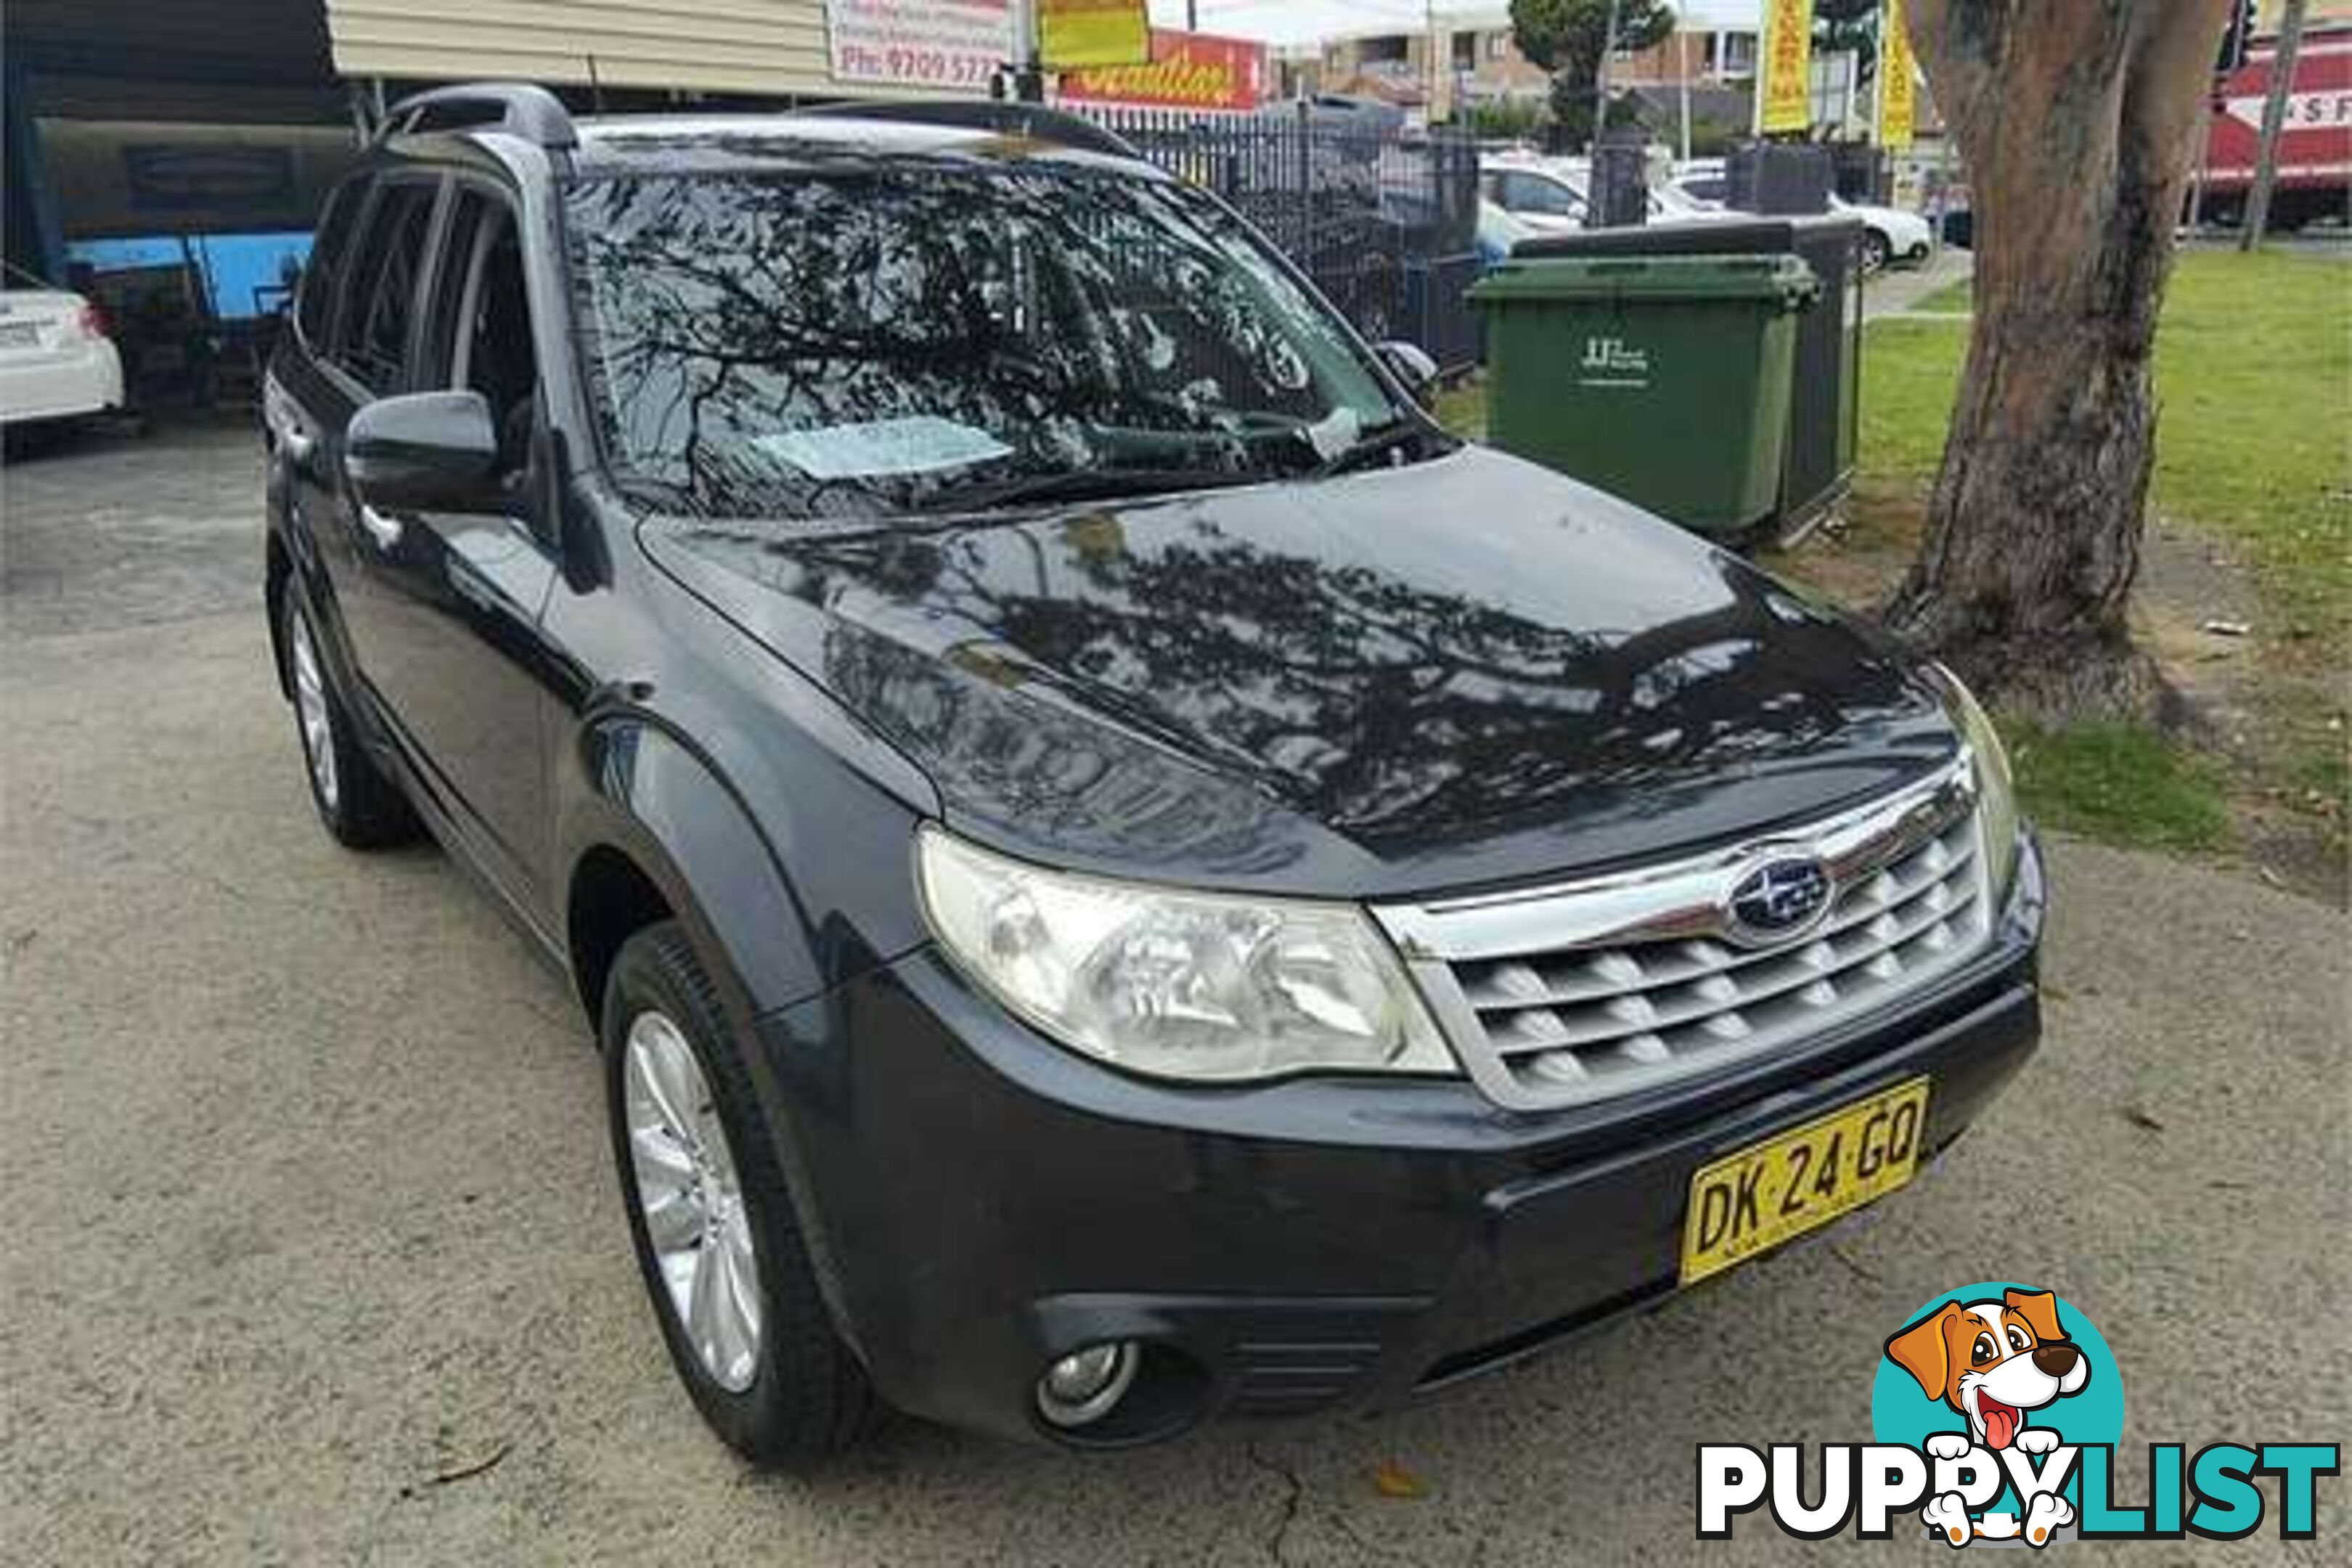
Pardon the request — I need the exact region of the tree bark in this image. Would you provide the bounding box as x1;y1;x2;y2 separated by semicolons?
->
1887;0;2231;721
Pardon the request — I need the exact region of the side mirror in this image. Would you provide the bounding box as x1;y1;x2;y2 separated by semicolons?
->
346;391;499;511
1375;340;1440;409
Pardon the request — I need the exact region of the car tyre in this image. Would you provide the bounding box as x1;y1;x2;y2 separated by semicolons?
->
281;592;420;849
602;921;875;1468
1861;229;1892;274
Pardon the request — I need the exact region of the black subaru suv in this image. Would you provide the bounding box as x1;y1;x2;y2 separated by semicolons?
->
264;85;2045;1463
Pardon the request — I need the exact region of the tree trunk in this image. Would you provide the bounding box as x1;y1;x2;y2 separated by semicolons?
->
1887;0;2231;721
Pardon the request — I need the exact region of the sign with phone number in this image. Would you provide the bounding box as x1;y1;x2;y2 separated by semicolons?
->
827;0;1010;91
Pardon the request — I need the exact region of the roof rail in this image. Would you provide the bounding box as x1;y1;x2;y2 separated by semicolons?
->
378;83;578;150
793;99;1140;160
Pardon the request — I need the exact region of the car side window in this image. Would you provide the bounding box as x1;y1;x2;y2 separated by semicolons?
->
1502;172;1580;219
295;181;362;349
334;179;441;393
423;187;541;491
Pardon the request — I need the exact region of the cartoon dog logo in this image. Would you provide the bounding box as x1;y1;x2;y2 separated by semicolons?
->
1885;1289;2091;1545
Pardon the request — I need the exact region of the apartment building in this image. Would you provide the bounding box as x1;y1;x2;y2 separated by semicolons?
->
1302;2;1762;115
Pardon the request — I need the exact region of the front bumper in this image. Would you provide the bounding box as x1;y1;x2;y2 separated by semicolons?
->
751;837;2047;1447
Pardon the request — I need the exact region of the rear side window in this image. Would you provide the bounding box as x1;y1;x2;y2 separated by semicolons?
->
295;181;362;348
334;180;441;391
1502;172;1581;219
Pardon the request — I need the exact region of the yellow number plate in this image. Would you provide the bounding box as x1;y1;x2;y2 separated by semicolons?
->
1679;1077;1932;1286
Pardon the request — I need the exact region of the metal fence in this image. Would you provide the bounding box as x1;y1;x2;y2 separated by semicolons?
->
1077;105;1486;374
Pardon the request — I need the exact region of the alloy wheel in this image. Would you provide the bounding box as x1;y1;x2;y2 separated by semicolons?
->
624;1010;764;1392
289;607;338;810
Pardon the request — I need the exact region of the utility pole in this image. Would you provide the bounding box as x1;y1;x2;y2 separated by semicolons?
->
1187;1;1198;32
1426;0;1438;121
1005;0;1045;102
1677;28;1693;164
1592;0;1623;150
2241;0;2308;250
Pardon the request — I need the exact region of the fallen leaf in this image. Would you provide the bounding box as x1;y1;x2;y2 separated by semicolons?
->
399;1440;513;1500
1372;1458;1425;1499
2122;1106;2164;1133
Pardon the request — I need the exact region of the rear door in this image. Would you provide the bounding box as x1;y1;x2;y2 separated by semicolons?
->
341;179;557;902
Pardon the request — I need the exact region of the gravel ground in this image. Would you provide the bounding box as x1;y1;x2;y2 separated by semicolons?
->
3;423;2344;1564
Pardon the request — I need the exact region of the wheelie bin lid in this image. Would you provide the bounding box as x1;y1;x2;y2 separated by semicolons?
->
1511;213;1866;263
1467;253;1819;309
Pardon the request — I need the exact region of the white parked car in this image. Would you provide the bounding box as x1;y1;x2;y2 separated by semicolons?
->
1480;155;1593;234
0;276;125;428
1652;179;1742;224
1482;154;1738;236
1670;171;1934;271
1829;195;1935;271
1477;197;1538;263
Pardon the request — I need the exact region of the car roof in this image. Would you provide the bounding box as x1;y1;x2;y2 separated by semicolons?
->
563;112;1167;181
1482;155;1584;181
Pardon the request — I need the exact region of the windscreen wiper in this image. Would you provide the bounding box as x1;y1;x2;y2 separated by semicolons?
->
1308;420;1442;481
915;465;1271;515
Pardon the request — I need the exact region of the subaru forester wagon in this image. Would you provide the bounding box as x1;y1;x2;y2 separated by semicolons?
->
263;84;2045;1463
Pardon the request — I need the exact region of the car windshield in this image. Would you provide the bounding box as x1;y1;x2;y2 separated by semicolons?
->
563;163;1416;521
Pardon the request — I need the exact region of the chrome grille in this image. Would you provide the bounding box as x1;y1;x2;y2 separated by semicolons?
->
1375;757;1993;1110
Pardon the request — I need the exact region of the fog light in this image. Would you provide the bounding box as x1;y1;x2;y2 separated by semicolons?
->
1034;1341;1140;1429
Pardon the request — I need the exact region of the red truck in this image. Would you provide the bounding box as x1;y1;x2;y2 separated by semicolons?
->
2197;19;2352;231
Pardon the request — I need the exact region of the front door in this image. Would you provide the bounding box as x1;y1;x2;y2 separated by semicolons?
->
343;184;558;904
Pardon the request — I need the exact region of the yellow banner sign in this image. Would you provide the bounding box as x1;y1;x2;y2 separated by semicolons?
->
1757;0;1815;135
1879;0;1916;150
1040;0;1150;70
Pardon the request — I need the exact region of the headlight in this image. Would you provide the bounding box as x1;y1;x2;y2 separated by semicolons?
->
1930;663;2022;903
915;827;1454;1083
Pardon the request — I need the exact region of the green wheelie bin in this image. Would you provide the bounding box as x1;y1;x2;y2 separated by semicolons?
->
1466;254;1819;539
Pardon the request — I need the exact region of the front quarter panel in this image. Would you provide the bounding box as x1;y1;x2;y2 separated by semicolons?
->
546;521;941;1024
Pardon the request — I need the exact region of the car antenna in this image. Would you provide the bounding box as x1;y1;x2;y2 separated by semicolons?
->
585;54;606;113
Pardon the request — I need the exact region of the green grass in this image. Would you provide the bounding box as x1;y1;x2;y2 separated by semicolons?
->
1862;251;2352;653
2006;722;2232;852
2143;253;2352;648
2290;735;2351;813
1858;316;1970;484
1433;378;1487;441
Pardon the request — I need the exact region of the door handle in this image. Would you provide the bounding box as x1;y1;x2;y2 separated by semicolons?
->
357;504;403;550
282;425;317;465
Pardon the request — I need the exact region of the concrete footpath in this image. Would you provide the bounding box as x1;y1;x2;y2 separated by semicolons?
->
1864;247;1972;321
